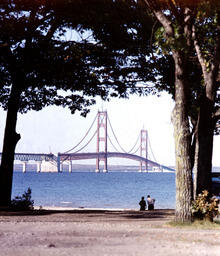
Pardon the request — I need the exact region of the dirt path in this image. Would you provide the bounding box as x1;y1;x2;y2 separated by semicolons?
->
0;209;219;256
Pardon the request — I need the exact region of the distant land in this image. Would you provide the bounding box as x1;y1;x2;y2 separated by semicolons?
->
14;163;142;172
213;166;220;173
13;163;220;173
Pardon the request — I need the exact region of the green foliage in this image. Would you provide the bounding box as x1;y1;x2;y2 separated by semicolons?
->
192;190;219;220
10;187;34;211
0;0;160;116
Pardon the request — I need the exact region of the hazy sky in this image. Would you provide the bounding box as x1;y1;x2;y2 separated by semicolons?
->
0;92;220;167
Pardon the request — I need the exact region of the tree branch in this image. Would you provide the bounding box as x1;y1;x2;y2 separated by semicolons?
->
167;0;183;24
211;11;220;83
216;123;220;129
143;0;174;37
149;20;158;62
184;7;194;48
192;24;208;81
45;23;58;40
213;106;220;119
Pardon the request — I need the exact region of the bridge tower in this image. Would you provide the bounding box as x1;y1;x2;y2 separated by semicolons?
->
96;111;108;173
139;129;148;172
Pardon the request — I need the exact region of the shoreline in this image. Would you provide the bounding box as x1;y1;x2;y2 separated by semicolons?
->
34;205;175;211
34;206;135;211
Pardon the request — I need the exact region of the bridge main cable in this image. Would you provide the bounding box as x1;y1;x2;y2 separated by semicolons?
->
127;133;141;154
59;130;98;163
107;114;141;154
63;113;98;154
148;136;158;163
72;129;97;154
107;133;141;155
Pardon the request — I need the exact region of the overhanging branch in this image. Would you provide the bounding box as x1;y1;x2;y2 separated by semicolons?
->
143;0;174;37
213;106;220;119
212;11;220;82
192;24;208;81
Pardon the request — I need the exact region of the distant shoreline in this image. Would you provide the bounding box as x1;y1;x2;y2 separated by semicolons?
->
34;206;137;211
12;163;220;172
34;206;175;212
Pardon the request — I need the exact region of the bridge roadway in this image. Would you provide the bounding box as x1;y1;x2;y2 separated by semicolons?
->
0;152;175;172
0;153;57;162
58;152;175;172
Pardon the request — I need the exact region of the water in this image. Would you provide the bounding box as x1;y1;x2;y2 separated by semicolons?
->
12;171;176;209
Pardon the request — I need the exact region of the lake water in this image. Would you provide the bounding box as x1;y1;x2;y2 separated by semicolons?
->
12;171;176;210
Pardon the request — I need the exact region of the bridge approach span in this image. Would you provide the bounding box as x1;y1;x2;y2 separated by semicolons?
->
0;153;57;162
59;152;174;172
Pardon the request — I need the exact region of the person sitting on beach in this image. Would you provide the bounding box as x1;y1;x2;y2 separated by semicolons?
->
139;196;146;211
147;195;155;210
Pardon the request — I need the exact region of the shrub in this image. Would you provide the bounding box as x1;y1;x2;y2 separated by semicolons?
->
192;190;219;221
11;187;34;211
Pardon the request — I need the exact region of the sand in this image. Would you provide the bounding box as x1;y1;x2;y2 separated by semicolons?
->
0;208;220;256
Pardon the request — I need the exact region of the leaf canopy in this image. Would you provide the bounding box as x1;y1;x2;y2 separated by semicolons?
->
0;0;167;116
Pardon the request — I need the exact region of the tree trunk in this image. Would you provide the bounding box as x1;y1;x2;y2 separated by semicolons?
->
0;83;21;208
192;124;199;200
192;15;220;198
172;52;193;222
193;95;214;197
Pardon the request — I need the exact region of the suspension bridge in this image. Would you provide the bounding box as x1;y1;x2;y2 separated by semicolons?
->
0;111;175;173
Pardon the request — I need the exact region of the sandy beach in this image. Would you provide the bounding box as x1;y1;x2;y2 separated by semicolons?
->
0;208;219;256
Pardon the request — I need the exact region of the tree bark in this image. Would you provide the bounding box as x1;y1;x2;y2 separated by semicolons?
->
193;84;215;197
0;81;21;207
196;99;214;194
142;1;194;222
172;52;192;222
192;15;220;197
192;123;199;200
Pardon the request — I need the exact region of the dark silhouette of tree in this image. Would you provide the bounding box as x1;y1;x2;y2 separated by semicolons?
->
142;0;220;222
0;0;159;207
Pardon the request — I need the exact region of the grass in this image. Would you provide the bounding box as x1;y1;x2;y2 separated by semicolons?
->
167;218;220;229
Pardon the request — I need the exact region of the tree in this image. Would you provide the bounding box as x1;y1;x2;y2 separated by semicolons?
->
191;1;220;198
142;0;220;222
142;0;194;222
0;0;158;207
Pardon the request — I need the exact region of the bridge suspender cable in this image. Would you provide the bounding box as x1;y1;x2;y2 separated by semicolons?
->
61;129;98;162
107;115;141;154
131;145;140;155
72;130;97;154
107;115;130;153
108;133;141;155
107;134;121;153
63;113;98;154
127;133;140;154
148;137;157;163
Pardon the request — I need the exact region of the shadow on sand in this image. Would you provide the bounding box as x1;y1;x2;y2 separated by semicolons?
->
0;208;175;220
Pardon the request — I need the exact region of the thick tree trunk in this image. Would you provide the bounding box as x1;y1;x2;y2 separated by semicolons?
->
192;17;220;198
0;83;21;207
172;52;192;222
172;106;193;221
193;96;215;197
192;126;199;200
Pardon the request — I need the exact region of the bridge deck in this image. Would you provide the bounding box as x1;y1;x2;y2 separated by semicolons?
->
58;152;175;172
0;152;175;172
0;153;57;162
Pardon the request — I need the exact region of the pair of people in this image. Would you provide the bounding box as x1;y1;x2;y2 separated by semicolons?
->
139;195;155;211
